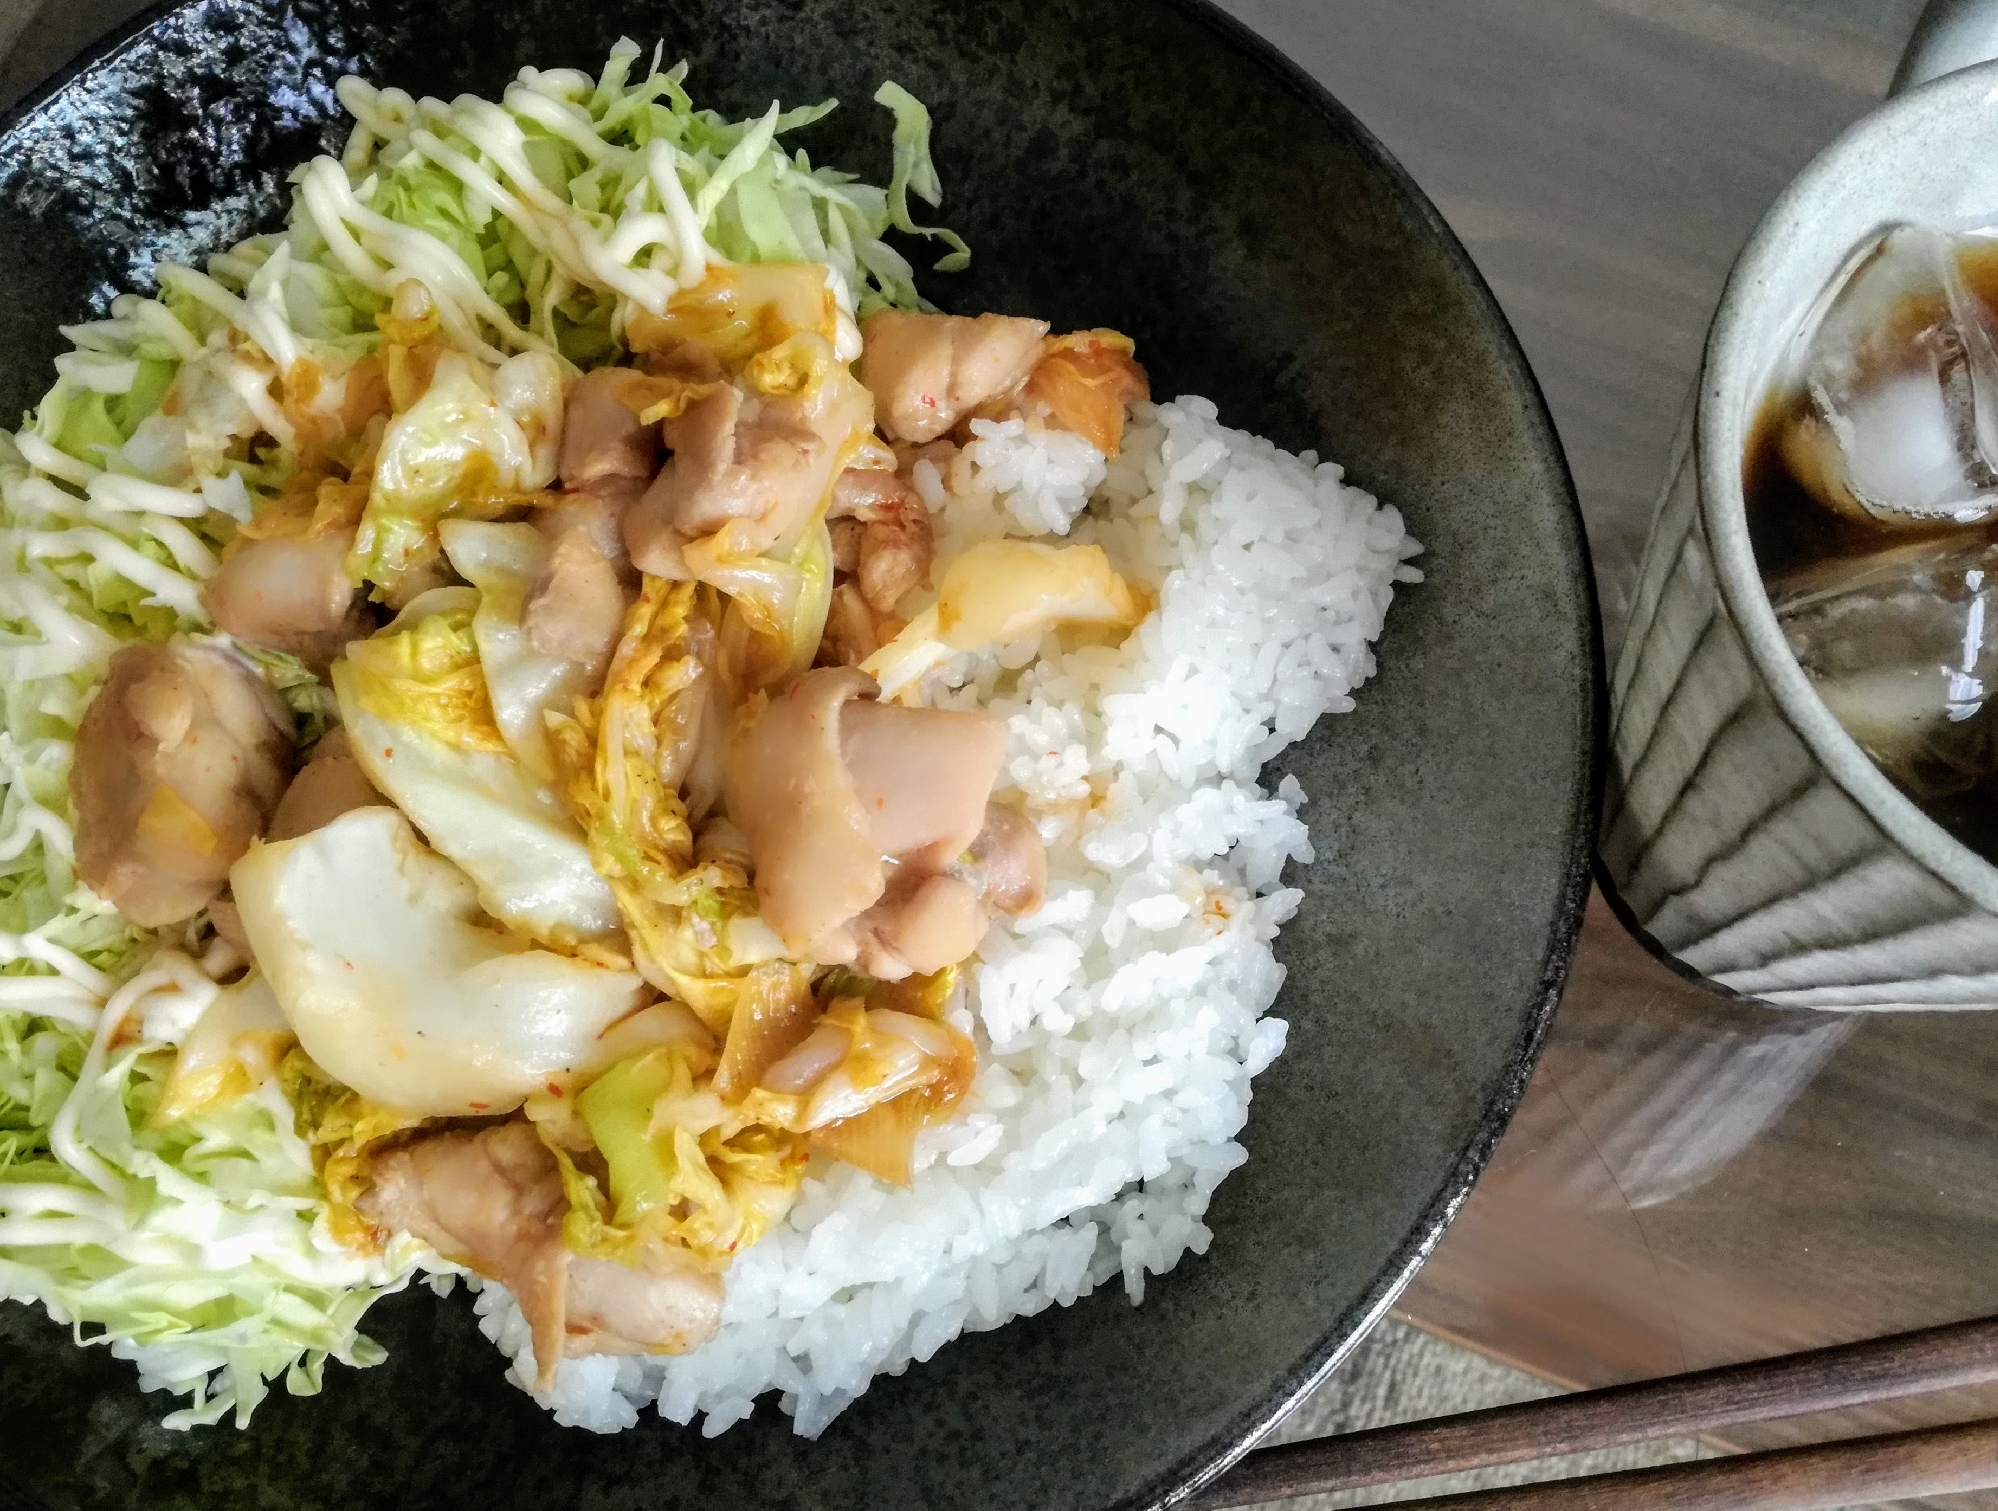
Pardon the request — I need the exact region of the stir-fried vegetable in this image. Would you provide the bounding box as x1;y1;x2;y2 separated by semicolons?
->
436;519;594;782
336;588;623;943
0;39;970;1425
344;589;508;753
625;267;874;690
350;346;562;595
280;1048;435;1254
555;1044;806;1266
234;807;645;1116
687;974;976;1188
863;538;1148;698
546;580;765;1011
150;973;294;1125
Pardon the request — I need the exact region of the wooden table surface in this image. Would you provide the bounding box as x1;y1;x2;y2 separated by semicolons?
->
11;3;1998;1506
1199;4;1998;1507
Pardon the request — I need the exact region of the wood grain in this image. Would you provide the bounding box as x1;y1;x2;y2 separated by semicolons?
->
1398;892;1998;1511
1212;0;1923;652
7;6;1996;1510
1340;1420;1998;1511
1198;8;1998;1505
1199;1315;1998;1508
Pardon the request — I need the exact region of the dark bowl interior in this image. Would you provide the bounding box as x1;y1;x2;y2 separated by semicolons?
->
0;2;1599;1508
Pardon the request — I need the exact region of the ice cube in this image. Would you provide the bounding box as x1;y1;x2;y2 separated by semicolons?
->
1782;225;1998;527
1772;533;1998;797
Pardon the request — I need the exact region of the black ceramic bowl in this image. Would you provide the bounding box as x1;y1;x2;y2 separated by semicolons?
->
0;3;1598;1508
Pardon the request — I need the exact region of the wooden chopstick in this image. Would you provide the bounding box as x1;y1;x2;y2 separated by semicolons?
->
1191;1314;1998;1509
1290;1417;1998;1511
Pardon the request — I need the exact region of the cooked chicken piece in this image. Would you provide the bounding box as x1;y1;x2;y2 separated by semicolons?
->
966;802;1046;917
638;337;727;386
816;581;881;668
840;698;1025;978
829;466;933;614
1015;332;1151;457
858;311;1048;443
279;352;391;466
201;528;373;672
375;554;462;612
892;437;960;478
855;871;987;979
657;385;777;539
728;668;883;957
558;367;660;490
268;727;384;842
566;1251;726;1357
622;510;690;580
362;1123;723;1388
829;516;864;575
727;668;1012;977
71;640;295;928
623;338;873;579
523;484;640;679
829;465;914;517
838;696;1005;862
857;509;929;615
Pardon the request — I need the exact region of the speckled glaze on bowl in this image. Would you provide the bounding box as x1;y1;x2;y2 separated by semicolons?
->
0;3;1599;1508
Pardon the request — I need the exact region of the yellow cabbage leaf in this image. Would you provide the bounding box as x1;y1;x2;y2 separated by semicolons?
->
862;538;1147;699
556;1045;806;1267
150;974;296;1127
625;263;843;373
343;587;508;754
349;348;561;596
278;1047;434;1255
547;579;775;1022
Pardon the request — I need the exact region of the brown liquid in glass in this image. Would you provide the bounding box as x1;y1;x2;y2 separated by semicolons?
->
1743;241;1998;862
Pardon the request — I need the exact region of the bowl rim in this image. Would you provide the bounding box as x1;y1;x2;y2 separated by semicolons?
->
0;0;186;130
1033;6;1601;1505
0;4;1604;1508
1699;58;1998;920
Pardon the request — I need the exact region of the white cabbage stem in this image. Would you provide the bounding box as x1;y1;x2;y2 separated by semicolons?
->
0;1181;123;1221
0;787;74;864
46;948;223;1198
500;84;609;160
9;473;216;581
48;961;173;1199
127;298;203;361
0;1216;120;1247
297;155;544;362
155;263;252;335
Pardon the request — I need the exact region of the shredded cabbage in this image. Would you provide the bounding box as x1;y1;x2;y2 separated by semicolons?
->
0;40;966;1426
0;959;421;1427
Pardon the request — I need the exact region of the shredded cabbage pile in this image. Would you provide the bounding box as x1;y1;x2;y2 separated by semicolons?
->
0;40;959;1426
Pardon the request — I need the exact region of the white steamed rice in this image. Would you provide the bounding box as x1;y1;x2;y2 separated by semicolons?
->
474;393;1422;1437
